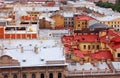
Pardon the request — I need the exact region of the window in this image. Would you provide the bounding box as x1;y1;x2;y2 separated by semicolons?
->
118;53;120;57
4;75;8;78
41;73;44;78
32;73;36;78
22;74;26;78
68;22;70;24
96;45;99;49
83;45;86;49
58;73;62;78
13;74;17;78
92;45;95;49
49;73;53;78
82;22;84;25
78;24;80;27
88;45;90;50
0;22;6;26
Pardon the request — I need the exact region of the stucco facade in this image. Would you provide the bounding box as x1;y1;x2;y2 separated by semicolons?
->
50;13;64;29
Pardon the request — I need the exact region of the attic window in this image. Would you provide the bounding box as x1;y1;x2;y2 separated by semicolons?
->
97;38;100;41
22;60;26;62
82;38;85;40
118;53;120;57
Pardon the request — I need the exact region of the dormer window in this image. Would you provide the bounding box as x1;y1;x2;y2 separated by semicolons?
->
82;38;85;40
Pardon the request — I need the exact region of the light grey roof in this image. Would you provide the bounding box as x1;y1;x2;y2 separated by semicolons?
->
0;38;65;68
89;23;109;29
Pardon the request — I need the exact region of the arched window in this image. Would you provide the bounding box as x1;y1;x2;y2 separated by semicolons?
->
4;75;8;78
13;74;17;78
22;74;26;78
40;73;44;78
58;73;62;78
49;73;53;78
32;73;36;78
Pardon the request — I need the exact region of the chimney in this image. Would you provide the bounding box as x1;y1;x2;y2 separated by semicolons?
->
21;47;24;53
34;46;38;54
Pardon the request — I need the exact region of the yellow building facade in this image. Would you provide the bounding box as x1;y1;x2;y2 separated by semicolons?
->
78;42;106;52
100;18;120;31
50;13;64;28
74;15;95;30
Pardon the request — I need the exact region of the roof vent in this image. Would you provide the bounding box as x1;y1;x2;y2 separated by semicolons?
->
19;44;22;46
43;47;46;49
22;60;26;62
41;59;44;61
4;47;7;49
29;44;32;46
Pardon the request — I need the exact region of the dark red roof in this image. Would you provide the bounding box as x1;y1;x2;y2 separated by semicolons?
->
108;42;120;49
64;46;71;54
91;50;113;60
62;35;74;42
108;30;118;36
74;15;95;21
74;34;99;42
111;36;120;43
73;50;89;58
100;35;108;43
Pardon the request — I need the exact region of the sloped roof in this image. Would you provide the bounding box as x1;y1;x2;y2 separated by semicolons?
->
111;36;120;43
91;50;113;60
0;39;66;68
74;15;95;21
89;23;109;29
73;50;89;58
74;34;99;42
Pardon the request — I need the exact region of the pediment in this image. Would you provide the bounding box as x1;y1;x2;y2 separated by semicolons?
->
0;55;20;66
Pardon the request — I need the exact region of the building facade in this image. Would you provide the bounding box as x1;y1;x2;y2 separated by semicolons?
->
0;65;66;78
99;18;120;31
74;14;96;30
50;13;64;29
63;12;74;28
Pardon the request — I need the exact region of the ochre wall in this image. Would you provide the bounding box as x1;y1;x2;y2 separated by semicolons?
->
51;14;64;28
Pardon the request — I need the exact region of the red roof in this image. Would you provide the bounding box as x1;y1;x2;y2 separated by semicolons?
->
62;35;74;42
100;35;109;43
91;50;113;60
73;50;89;58
108;30;119;36
108;42;120;49
74;15;95;21
64;46;71;54
74;34;99;42
111;36;120;43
